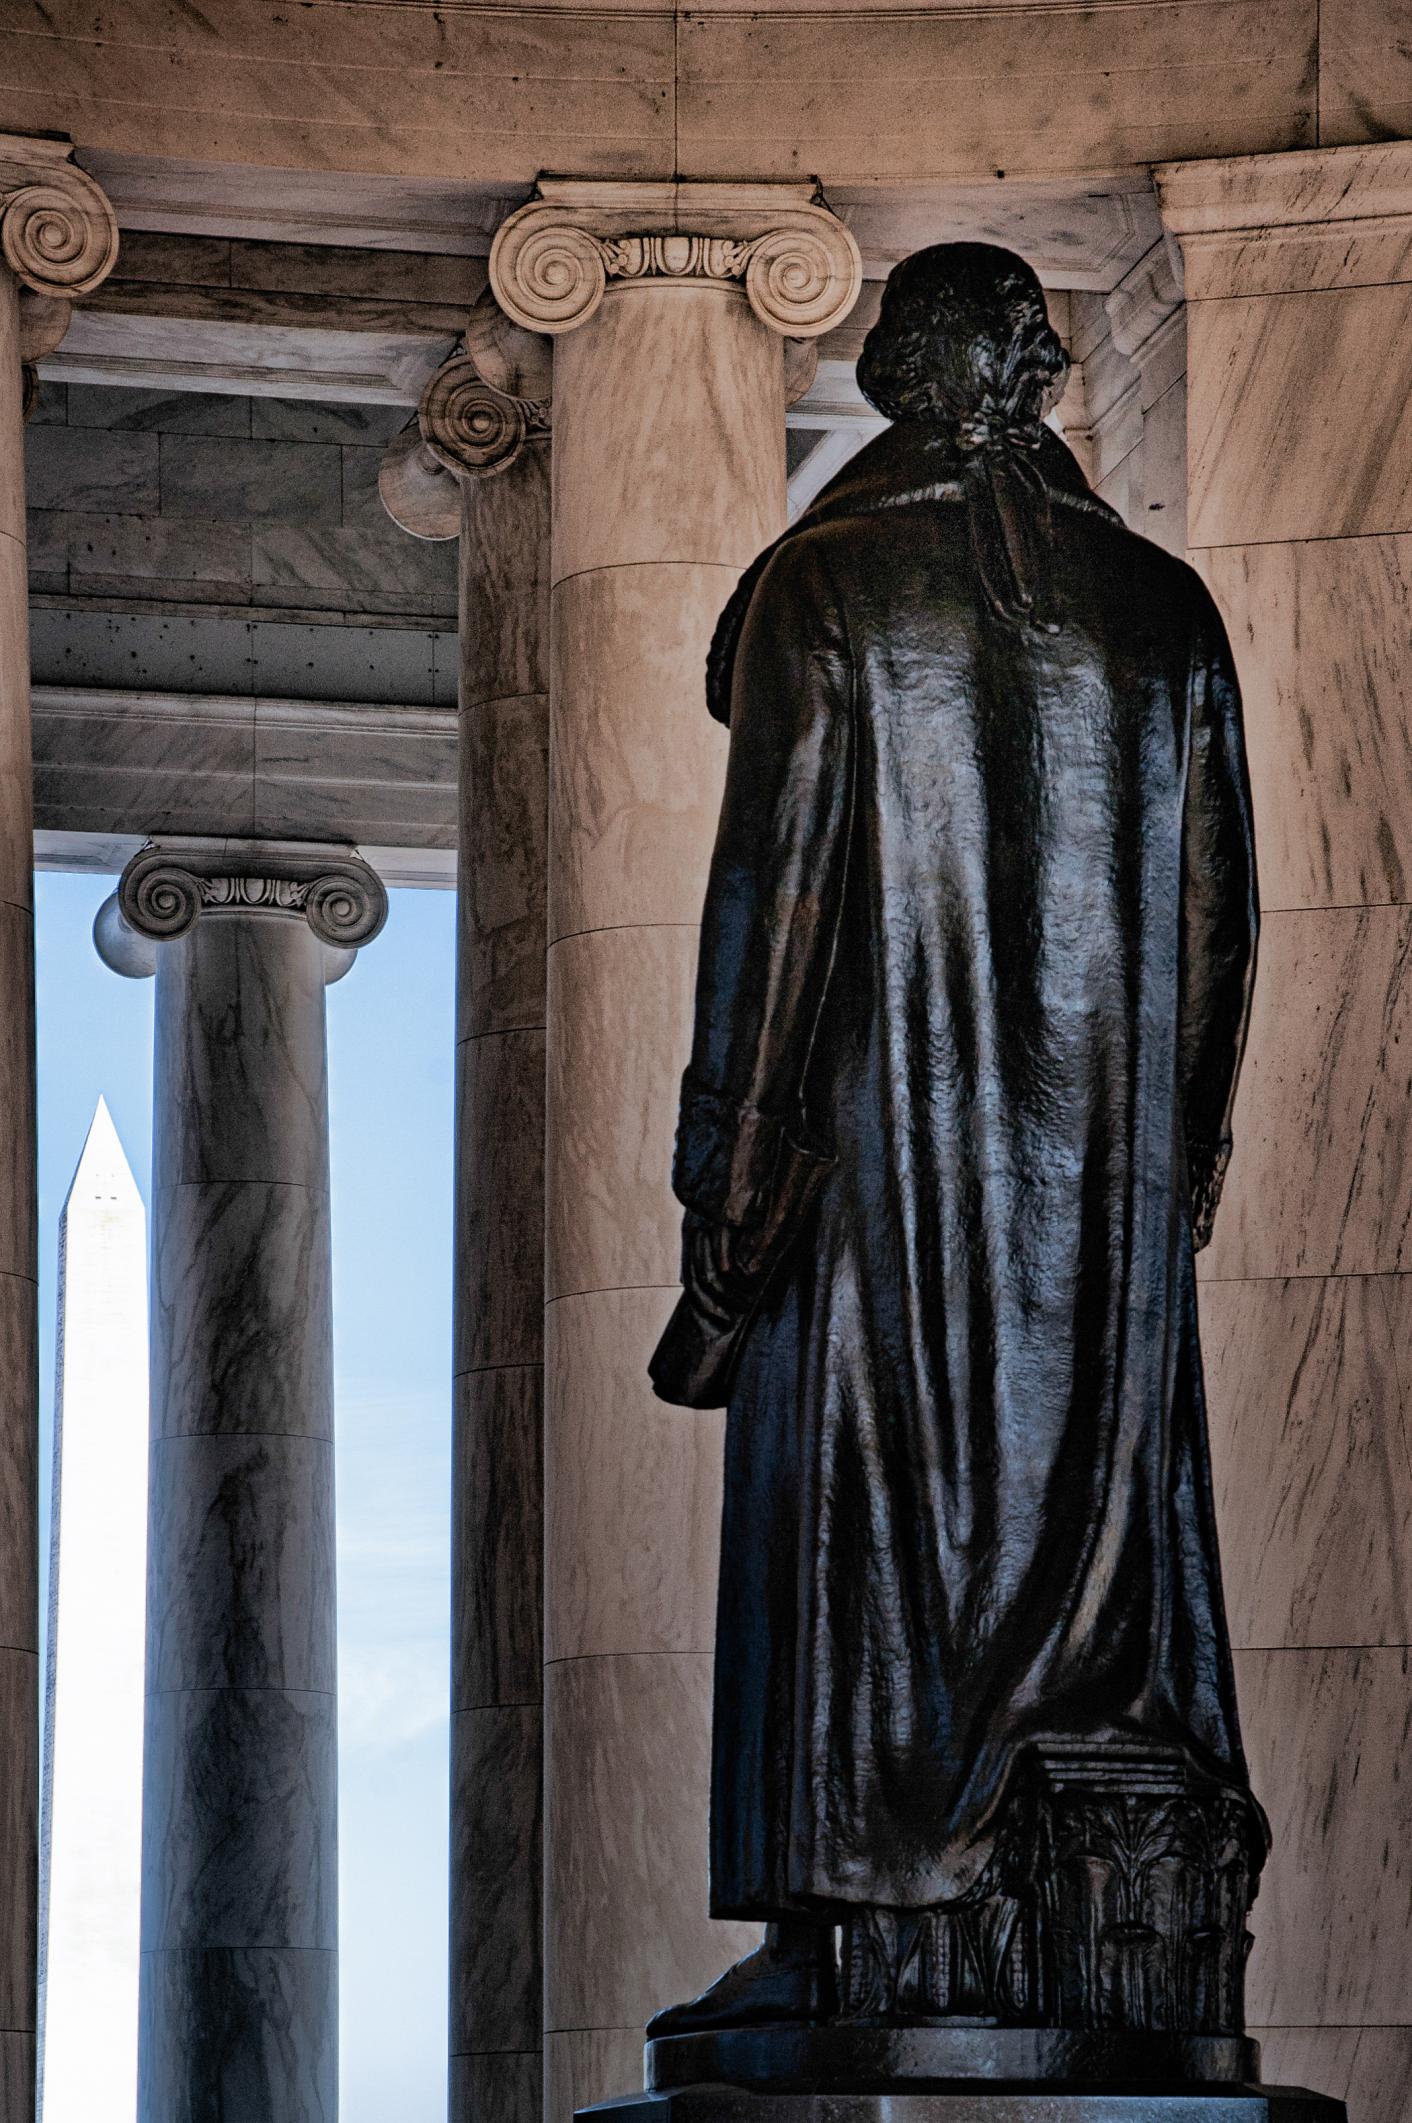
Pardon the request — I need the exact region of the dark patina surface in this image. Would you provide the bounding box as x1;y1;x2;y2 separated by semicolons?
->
644;244;1288;2092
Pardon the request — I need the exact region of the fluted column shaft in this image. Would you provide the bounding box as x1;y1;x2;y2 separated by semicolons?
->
1159;141;1412;2123
492;180;861;2123
100;841;385;2123
0;135;117;2122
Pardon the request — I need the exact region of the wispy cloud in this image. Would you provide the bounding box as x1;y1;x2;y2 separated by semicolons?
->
335;1383;450;1758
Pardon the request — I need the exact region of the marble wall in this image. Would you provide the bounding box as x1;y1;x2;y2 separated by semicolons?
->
1159;142;1412;2123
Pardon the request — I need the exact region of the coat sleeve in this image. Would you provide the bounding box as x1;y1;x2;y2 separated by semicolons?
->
1179;585;1259;1249
671;533;855;1236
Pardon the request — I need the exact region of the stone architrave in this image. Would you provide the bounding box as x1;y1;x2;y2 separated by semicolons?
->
384;295;554;2123
0;132;117;2123
489;179;860;2123
38;1100;147;2123
96;837;386;2123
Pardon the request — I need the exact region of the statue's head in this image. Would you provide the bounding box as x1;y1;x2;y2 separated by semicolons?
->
857;242;1069;440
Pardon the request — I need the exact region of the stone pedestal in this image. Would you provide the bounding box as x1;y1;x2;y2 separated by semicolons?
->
97;837;386;2123
490;180;861;2122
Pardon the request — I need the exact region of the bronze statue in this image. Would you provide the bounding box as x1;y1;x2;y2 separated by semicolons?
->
647;242;1268;2068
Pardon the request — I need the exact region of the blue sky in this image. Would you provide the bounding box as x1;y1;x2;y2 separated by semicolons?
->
36;869;455;2122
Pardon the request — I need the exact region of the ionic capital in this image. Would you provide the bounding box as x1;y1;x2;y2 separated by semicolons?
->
0;134;118;301
380;289;553;536
97;838;388;980
489;179;862;341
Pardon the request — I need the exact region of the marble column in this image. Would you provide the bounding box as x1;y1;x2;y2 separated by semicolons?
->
491;182;861;2122
1158;141;1412;2123
96;838;387;2123
0;135;116;2123
383;300;553;2123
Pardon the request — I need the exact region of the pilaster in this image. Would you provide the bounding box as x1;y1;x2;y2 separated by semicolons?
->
1158;140;1412;2123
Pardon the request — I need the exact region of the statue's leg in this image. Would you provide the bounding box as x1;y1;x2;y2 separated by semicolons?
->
646;1918;839;2039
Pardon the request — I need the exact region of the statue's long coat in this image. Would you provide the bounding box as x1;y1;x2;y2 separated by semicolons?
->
659;421;1260;1918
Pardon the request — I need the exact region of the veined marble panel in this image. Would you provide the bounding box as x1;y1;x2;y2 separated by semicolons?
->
0;1649;37;2032
154;918;328;1191
453;1363;542;1712
545;1287;722;1664
1187;284;1412;549
1203;536;1412;911
545;2029;643;2123
253;524;456;603
146;1433;336;1694
552;284;784;585
24;425;159;516
676;0;1314;183
0;1272;36;1659
450;1704;541;2056
550;565;732;944
152;1184;331;1440
457;691;548;1046
140;1685;336;1951
1257;2027;1412;2123
1200;1274;1412;1651
451;2051;541;2123
544;1652;758;2031
1201;905;1412;1282
67;383;253;437
138;1945;334;2123
454;1028;545;1377
159;435;342;526
1237;1645;1412;2027
545;924;697;1303
57;510;252;592
1320;0;1412;151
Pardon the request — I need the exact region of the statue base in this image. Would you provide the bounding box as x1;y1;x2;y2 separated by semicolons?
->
589;2088;1344;2123
648;2026;1263;2092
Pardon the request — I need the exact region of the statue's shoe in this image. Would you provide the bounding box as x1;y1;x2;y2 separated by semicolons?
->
646;1939;839;2039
